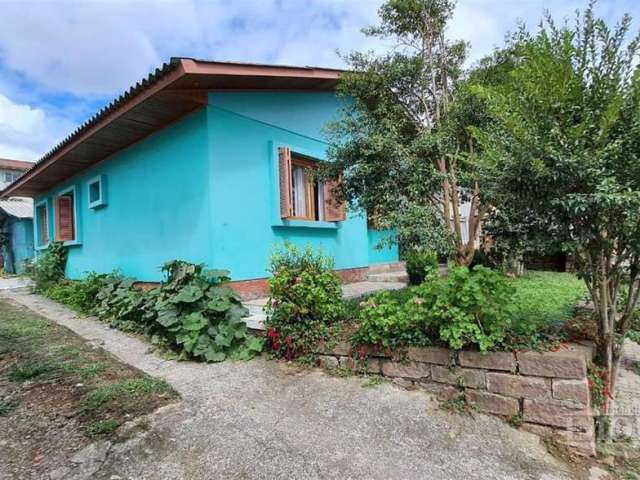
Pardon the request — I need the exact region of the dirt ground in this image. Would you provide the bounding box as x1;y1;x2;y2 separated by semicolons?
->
0;298;178;480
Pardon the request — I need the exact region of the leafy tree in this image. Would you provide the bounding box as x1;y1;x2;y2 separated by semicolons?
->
325;0;493;265
474;4;640;423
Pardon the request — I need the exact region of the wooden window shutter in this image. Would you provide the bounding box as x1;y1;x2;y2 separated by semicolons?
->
55;196;74;242
278;147;293;218
323;178;346;222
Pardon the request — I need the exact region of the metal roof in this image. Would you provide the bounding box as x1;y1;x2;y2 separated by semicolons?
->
0;197;33;219
1;58;343;198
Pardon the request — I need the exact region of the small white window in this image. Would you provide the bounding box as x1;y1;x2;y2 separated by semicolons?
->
88;175;106;209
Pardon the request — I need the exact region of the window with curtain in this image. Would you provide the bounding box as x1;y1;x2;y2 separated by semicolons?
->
278;147;345;222
290;156;325;221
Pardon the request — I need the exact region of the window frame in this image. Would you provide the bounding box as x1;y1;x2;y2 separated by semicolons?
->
54;185;80;245
87;175;106;209
34;199;50;250
271;141;341;229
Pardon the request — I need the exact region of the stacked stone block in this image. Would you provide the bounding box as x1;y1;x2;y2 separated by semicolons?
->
318;341;596;457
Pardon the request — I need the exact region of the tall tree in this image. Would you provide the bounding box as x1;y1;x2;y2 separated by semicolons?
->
475;4;640;427
326;0;490;265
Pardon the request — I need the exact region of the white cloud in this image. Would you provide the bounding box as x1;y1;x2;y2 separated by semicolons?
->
0;93;73;161
0;0;386;97
1;0;638;98
0;0;638;162
0;1;200;97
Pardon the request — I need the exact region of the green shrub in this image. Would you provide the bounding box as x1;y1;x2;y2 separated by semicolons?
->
354;266;514;352
94;276;149;332
429;266;514;351
25;242;67;292
94;261;263;362
352;290;433;351
45;272;112;314
404;249;439;285
265;243;345;359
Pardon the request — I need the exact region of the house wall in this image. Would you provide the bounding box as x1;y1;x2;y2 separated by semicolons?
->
368;229;399;265
9;217;34;273
33;92;398;282
34;108;212;281
207;92;394;280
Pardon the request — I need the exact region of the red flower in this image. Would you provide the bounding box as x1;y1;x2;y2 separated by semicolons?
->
267;327;281;351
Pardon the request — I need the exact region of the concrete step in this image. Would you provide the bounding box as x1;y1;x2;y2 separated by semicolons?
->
365;271;409;283
342;281;407;299
243;313;266;331
245;303;265;316
367;262;406;275
2;286;32;294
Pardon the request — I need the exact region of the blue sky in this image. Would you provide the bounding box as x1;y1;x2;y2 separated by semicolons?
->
0;0;638;162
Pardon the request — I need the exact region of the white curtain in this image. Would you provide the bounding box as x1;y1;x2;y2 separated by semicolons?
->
292;166;307;217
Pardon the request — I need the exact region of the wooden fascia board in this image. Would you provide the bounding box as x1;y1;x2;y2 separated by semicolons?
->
2;60;190;198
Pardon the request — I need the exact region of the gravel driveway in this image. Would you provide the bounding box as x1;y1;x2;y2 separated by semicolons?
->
1;290;576;480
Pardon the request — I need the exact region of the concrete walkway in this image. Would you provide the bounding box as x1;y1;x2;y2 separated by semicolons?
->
0;275;32;292
614;340;640;441
0;290;576;480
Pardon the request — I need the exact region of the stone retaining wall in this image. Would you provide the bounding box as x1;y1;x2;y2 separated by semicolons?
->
317;341;596;457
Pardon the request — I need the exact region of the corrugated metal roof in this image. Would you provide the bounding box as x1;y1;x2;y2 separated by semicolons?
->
0;197;33;219
21;59;182;179
1;58;343;198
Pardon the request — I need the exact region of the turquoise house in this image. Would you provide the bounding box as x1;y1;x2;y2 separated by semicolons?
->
1;58;398;297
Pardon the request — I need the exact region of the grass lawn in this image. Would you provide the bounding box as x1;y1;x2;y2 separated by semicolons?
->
0;298;178;478
509;271;588;338
510;271;587;324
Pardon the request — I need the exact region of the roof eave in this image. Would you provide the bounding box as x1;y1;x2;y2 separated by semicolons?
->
1;58;343;198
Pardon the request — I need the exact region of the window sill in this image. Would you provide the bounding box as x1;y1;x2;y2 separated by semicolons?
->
62;240;82;247
273;220;340;229
35;243;50;251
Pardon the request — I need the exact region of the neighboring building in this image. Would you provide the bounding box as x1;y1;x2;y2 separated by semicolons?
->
0;197;34;274
1;58;398;296
0;159;34;273
0;158;33;190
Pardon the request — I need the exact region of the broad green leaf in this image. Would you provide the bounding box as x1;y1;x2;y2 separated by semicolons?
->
207;297;233;313
170;285;204;304
156;305;180;327
182;312;208;331
204;347;226;362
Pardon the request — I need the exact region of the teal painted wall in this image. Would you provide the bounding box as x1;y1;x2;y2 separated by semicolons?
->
34;92;398;282
1;216;33;274
207;92;372;279
11;218;34;273
35;108;212;281
368;229;399;265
